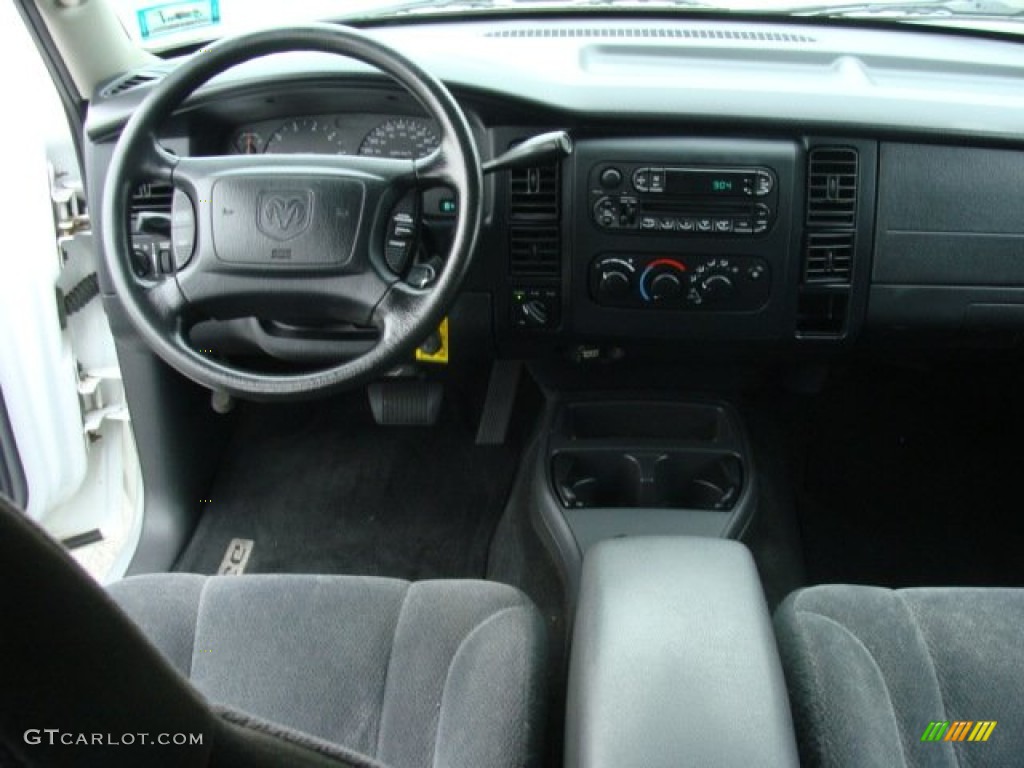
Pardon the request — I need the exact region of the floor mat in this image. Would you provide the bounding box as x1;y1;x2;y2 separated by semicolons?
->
175;393;525;579
796;364;1024;589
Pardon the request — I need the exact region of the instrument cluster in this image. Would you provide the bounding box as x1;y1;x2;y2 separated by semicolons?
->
228;114;440;159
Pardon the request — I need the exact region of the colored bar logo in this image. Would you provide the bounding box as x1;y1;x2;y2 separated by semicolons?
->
921;721;997;743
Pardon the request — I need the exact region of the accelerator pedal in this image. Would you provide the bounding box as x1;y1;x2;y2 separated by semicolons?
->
368;380;443;426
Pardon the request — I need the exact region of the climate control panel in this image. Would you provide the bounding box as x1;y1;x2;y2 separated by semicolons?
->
590;254;771;311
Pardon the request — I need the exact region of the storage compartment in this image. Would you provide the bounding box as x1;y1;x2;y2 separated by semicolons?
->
561;401;727;441
552;450;742;511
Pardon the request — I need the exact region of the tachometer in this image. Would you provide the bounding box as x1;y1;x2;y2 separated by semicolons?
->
264;117;347;154
359;118;439;159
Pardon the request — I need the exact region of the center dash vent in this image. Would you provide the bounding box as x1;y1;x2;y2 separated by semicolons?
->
130;182;173;216
797;145;860;338
807;147;858;227
804;232;853;284
102;71;161;98
508;162;561;277
485;27;816;43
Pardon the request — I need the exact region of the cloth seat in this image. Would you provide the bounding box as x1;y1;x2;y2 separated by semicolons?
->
774;584;1024;768
0;495;546;768
107;573;546;768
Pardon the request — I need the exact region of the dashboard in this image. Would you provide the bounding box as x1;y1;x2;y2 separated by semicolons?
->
85;17;1024;365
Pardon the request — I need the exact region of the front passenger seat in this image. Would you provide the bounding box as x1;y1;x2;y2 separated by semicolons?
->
774;584;1024;767
0;496;546;768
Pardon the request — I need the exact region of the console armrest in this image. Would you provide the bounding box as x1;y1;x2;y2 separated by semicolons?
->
565;537;798;768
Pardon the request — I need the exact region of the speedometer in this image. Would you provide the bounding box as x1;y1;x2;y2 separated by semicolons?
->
359;118;440;159
264;117;347;154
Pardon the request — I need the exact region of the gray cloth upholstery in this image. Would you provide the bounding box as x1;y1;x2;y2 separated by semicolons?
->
774;585;1024;768
107;573;546;768
0;493;382;768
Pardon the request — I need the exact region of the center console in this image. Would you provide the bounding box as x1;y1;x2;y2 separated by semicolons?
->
565;537;799;768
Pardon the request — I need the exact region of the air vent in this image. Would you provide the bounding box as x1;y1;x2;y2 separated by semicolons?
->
508;162;561;277
131;182;173;216
102;72;160;98
806;147;858;227
804;232;853;284
485;27;815;43
798;146;859;338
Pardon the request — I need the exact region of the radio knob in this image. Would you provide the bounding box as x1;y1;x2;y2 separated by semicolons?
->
700;273;735;301
649;272;682;301
598;268;632;300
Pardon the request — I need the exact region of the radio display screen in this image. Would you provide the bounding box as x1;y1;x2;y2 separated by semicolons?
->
666;170;750;197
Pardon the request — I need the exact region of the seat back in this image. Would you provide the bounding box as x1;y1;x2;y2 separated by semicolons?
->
0;495;378;768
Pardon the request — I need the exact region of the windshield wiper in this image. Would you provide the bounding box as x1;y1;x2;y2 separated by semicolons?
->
788;0;1024;19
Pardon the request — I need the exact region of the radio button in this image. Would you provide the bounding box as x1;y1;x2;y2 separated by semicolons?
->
649;169;665;193
754;219;770;234
677;218;696;232
696;218;714;233
600;167;623;189
755;171;774;196
640;216;658;230
714;218;733;233
632;169;650;192
659;217;676;231
733;218;753;234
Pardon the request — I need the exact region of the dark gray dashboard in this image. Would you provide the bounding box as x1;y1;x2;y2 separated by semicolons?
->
84;16;1024;360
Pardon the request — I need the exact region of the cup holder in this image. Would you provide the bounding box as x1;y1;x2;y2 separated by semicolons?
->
552;450;743;511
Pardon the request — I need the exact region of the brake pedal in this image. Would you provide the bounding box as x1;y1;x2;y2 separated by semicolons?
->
367;380;443;426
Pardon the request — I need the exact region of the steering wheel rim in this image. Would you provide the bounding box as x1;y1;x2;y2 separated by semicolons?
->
100;24;482;399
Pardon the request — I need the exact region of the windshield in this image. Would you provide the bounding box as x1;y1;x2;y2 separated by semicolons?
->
112;0;1024;51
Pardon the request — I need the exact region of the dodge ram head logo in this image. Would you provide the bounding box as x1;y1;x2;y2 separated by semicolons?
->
257;191;313;241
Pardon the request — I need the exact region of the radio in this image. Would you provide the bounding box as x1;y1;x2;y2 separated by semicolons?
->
589;164;778;236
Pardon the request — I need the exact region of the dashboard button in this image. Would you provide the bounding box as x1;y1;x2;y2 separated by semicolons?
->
677;218;695;232
649;169;665;192
600;167;623;189
632;169;650;192
640;216;658;230
733;218;753;234
696;218;713;232
170;189;196;270
713;218;733;233
755;171;774;196
659;217;676;231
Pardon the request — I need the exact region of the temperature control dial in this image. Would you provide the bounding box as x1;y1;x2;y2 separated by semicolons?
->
640;258;687;303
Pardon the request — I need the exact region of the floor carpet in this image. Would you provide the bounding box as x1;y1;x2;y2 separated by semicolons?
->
175;392;524;579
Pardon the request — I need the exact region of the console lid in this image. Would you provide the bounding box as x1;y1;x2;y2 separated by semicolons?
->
565;537;798;768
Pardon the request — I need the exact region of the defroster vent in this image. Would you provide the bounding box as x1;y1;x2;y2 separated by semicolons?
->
508;162;561;277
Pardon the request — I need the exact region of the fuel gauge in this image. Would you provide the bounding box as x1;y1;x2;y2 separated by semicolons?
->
233;130;265;155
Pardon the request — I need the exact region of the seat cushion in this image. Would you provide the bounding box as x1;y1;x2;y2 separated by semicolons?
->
107;574;546;768
774;585;1024;768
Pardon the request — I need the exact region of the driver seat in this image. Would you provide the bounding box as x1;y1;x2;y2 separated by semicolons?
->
0;495;546;767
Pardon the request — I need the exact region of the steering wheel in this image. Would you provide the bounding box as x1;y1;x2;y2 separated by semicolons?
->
100;24;482;399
